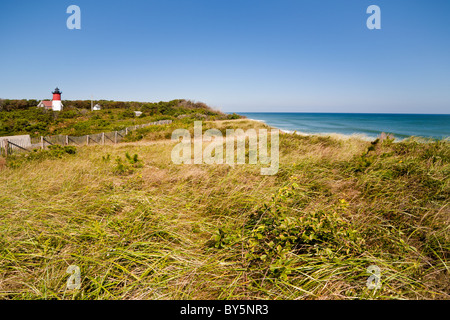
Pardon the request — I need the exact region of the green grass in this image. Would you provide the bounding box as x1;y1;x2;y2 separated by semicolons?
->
0;120;448;300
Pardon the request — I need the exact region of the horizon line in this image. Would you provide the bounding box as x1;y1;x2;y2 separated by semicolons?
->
234;111;450;115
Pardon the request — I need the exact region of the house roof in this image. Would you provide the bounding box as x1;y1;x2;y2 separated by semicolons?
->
40;101;53;107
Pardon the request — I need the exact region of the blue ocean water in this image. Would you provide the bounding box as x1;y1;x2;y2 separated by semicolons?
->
238;113;450;140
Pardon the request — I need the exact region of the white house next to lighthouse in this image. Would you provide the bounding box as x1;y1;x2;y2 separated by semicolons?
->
37;87;64;111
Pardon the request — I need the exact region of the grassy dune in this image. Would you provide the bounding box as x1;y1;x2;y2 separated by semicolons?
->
0;120;448;299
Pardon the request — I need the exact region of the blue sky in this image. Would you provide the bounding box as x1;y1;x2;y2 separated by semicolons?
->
0;0;449;113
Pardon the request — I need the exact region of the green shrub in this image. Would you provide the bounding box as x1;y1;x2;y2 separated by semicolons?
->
47;145;77;157
210;180;365;280
123;131;144;142
113;152;143;175
59;110;79;119
227;113;242;120
113;157;134;175
6;145;77;168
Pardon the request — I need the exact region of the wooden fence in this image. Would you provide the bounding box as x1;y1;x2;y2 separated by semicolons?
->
0;119;172;157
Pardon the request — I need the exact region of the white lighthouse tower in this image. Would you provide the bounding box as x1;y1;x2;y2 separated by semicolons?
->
52;87;63;111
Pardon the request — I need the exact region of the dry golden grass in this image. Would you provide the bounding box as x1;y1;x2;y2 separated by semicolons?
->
0;120;448;300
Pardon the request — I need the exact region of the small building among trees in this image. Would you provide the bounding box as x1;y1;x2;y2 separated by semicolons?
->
37;100;53;110
37;87;64;111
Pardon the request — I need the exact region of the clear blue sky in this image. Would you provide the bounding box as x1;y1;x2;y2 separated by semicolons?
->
1;0;449;113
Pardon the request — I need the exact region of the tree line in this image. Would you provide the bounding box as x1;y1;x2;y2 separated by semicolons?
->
0;99;241;137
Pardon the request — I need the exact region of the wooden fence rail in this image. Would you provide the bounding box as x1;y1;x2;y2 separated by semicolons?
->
0;119;172;157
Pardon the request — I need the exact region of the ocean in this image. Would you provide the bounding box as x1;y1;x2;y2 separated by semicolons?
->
238;113;450;140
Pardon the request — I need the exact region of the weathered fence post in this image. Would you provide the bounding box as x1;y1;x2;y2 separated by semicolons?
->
114;131;117;144
87;135;89;146
102;132;105;145
125;128;128;135
4;139;8;157
40;136;44;149
66;135;69;146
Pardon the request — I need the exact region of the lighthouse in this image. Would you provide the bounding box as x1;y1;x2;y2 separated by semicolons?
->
52;87;63;111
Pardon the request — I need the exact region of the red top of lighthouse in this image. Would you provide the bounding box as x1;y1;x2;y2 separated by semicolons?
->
52;87;62;101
